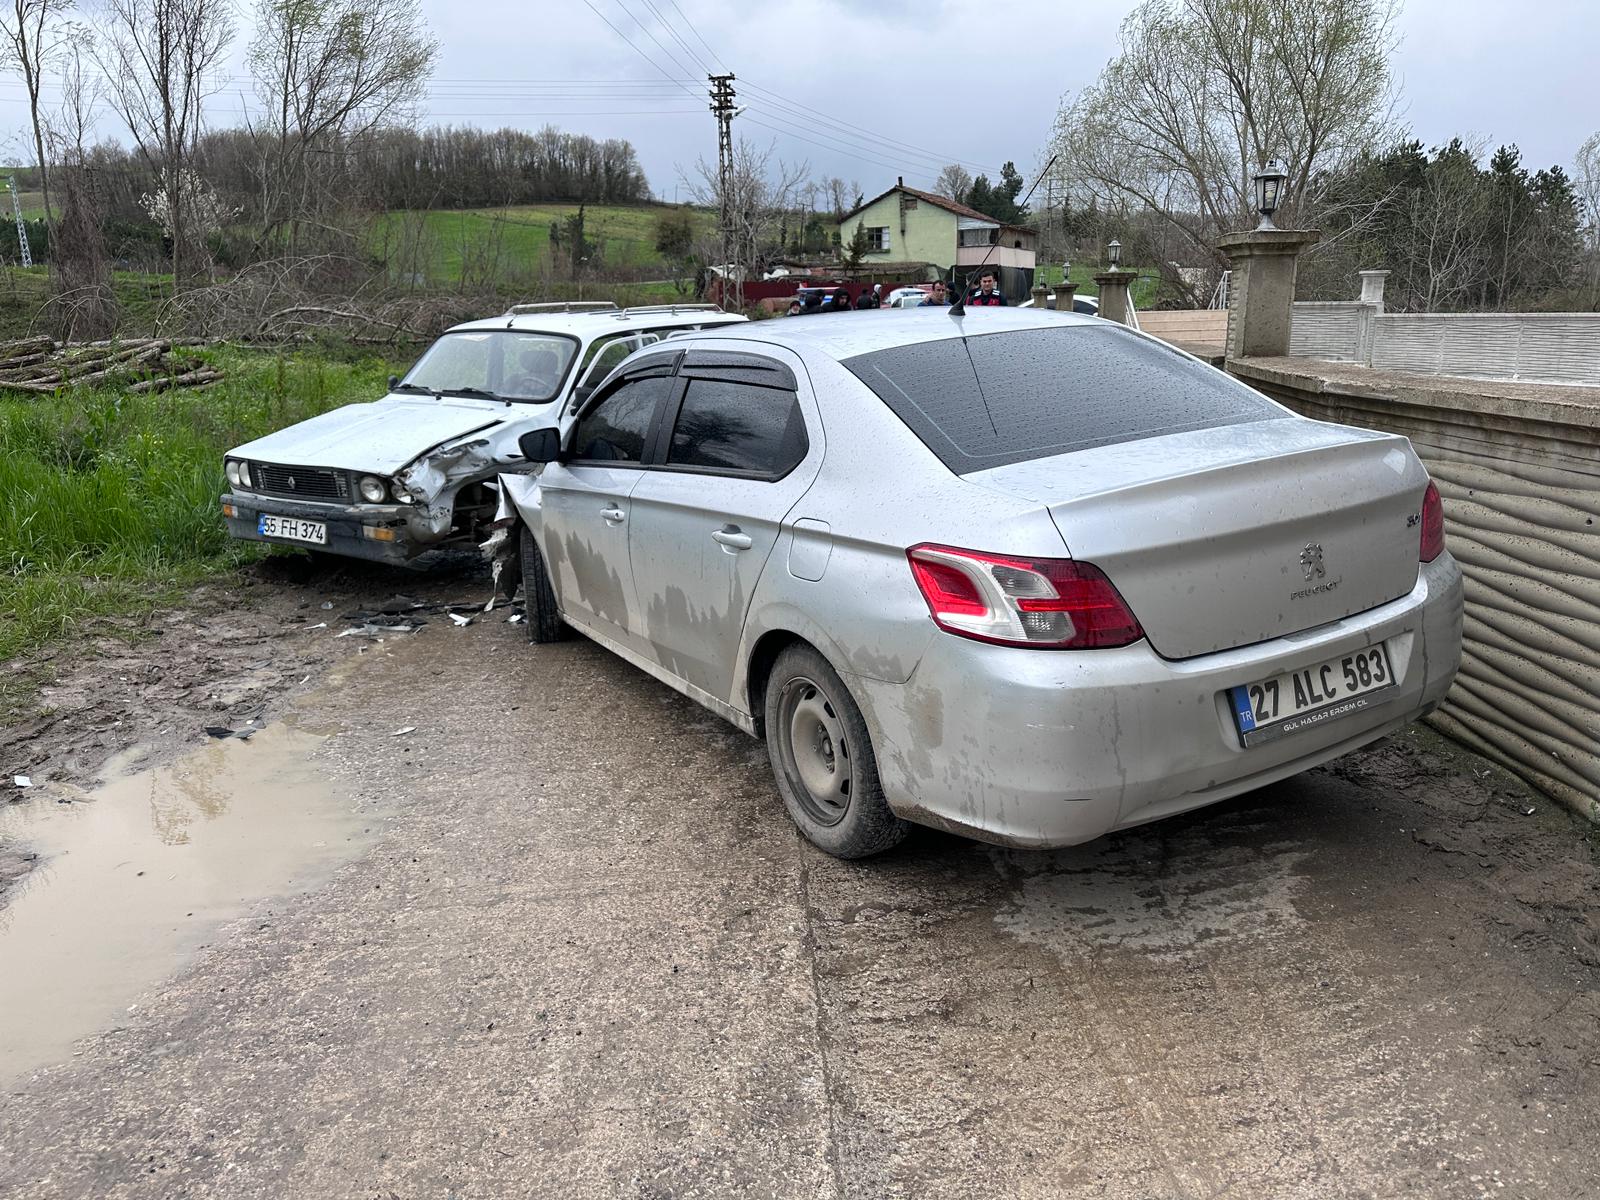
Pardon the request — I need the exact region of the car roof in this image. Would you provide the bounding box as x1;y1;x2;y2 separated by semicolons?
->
677;306;1103;361
448;305;748;337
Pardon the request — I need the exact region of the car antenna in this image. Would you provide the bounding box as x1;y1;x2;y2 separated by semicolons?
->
948;153;1058;319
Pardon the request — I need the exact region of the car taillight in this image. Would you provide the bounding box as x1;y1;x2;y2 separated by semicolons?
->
906;543;1144;649
1420;480;1446;563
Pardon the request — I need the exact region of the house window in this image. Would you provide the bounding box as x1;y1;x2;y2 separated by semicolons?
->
865;226;890;252
958;227;998;248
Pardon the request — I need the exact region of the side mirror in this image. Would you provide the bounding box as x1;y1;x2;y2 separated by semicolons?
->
518;427;562;464
388;374;400;390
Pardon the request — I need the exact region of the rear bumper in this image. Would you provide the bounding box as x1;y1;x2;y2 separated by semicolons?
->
852;554;1464;848
221;492;443;565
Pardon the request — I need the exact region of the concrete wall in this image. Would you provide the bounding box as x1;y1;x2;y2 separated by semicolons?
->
1290;306;1600;387
1228;356;1600;823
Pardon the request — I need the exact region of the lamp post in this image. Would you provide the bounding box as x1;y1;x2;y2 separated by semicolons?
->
1253;159;1287;230
1106;239;1122;268
1094;239;1132;325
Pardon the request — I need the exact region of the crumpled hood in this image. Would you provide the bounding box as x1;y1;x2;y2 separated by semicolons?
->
228;395;531;475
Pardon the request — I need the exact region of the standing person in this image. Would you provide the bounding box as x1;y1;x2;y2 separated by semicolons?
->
855;284;881;310
964;270;1007;306
919;280;950;306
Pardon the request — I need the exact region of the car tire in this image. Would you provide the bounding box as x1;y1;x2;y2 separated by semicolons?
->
763;643;907;858
519;523;564;644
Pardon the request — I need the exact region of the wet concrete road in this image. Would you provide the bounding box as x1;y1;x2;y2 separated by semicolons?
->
2;616;1598;1198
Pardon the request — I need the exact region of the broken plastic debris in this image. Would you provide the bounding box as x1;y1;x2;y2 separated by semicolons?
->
1522;805;1536;815
336;622;422;638
507;613;524;624
307;622;328;630
391;726;417;737
320;601;333;610
449;613;472;627
13;775;32;788
204;726;256;740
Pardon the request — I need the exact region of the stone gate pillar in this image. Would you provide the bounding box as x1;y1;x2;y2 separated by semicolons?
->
1093;271;1134;325
1214;228;1321;358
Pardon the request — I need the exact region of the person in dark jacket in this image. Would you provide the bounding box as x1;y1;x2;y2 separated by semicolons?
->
964;270;1007;306
919;280;950;306
855;284;881;310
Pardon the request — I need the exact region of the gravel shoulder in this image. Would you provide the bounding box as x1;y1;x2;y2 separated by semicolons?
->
0;557;1596;1197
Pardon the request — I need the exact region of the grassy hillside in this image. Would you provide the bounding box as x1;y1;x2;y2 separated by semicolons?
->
367;202;714;287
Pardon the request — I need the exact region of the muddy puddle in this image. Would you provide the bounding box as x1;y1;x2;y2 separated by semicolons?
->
0;722;374;1082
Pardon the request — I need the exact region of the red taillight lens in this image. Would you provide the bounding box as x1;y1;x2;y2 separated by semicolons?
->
1420;480;1445;563
907;543;1144;649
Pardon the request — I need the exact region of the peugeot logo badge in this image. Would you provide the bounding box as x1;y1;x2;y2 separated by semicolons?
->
1300;542;1326;582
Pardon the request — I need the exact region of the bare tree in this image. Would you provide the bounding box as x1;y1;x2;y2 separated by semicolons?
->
1;0;75;223
247;0;436;255
43;31;116;336
97;0;234;286
933;163;971;204
1052;0;1397;267
1577;131;1600;308
683;139;809;307
824;175;858;219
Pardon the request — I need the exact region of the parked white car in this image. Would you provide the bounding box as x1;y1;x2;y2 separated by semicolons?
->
220;303;746;565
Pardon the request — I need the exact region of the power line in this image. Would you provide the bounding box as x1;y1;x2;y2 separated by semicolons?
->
637;0;715;75
611;0;700;82
579;0;703;105
664;0;728;74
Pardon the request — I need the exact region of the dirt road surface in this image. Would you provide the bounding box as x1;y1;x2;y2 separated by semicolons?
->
1;558;1597;1198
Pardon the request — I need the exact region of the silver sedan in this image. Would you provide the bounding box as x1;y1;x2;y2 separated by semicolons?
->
504;309;1463;857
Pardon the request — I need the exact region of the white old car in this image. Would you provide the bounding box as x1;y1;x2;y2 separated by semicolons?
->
220;302;746;565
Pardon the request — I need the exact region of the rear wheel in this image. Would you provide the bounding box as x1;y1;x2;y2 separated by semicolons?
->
519;524;564;644
763;644;906;858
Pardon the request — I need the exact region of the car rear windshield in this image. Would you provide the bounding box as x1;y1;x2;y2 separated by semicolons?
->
842;325;1286;473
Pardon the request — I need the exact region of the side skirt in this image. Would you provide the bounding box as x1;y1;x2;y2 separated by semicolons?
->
560;610;759;738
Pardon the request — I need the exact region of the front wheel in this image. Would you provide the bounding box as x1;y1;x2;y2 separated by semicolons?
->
763;644;906;858
519;524;565;644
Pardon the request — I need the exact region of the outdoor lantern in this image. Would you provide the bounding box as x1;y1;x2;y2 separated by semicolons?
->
1254;159;1287;228
1106;239;1122;268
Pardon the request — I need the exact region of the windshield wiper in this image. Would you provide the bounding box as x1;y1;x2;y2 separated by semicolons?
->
390;382;434;395
437;386;500;401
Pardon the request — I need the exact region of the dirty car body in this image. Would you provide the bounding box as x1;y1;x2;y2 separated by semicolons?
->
504;309;1464;855
220;303;746;564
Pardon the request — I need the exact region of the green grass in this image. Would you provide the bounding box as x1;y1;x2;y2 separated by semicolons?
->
0;346;400;671
1033;261;1161;309
367;202;714;287
0;267;175;340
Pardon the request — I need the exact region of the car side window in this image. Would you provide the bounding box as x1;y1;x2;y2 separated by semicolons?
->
667;378;808;477
570;375;673;463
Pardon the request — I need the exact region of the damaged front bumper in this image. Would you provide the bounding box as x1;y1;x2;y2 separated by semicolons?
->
221;492;450;565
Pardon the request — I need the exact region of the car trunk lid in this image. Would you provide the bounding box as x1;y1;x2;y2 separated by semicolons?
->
964;419;1428;659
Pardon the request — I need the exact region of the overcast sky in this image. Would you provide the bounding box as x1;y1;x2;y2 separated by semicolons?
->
2;0;1596;193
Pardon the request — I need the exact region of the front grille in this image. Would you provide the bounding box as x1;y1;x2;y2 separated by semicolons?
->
254;463;349;501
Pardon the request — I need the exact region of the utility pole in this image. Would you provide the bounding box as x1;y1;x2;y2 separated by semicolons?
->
7;176;32;269
708;72;736;309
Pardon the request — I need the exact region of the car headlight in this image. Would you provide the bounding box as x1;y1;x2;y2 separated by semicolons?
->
390;480;414;504
358;475;388;504
226;460;249;489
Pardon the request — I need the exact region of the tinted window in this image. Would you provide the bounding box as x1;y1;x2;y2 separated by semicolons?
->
843;326;1285;473
668;379;808;476
570;376;672;462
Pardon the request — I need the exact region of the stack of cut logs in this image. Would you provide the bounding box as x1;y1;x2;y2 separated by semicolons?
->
0;336;223;395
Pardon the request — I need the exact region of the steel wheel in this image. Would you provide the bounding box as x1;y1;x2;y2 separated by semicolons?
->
776;674;853;826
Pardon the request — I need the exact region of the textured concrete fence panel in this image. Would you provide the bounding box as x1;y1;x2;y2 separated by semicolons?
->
1289;306;1600;386
1228;356;1600;822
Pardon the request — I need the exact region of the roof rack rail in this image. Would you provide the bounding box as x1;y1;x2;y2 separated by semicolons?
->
503;301;619;316
613;303;725;318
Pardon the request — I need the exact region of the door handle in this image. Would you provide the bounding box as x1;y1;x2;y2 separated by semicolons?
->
712;527;753;550
601;506;626;524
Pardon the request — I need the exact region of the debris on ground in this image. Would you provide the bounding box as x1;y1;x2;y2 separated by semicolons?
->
12;775;32;789
0;337;223;395
390;726;417;738
203;726;256;740
449;613;472;627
